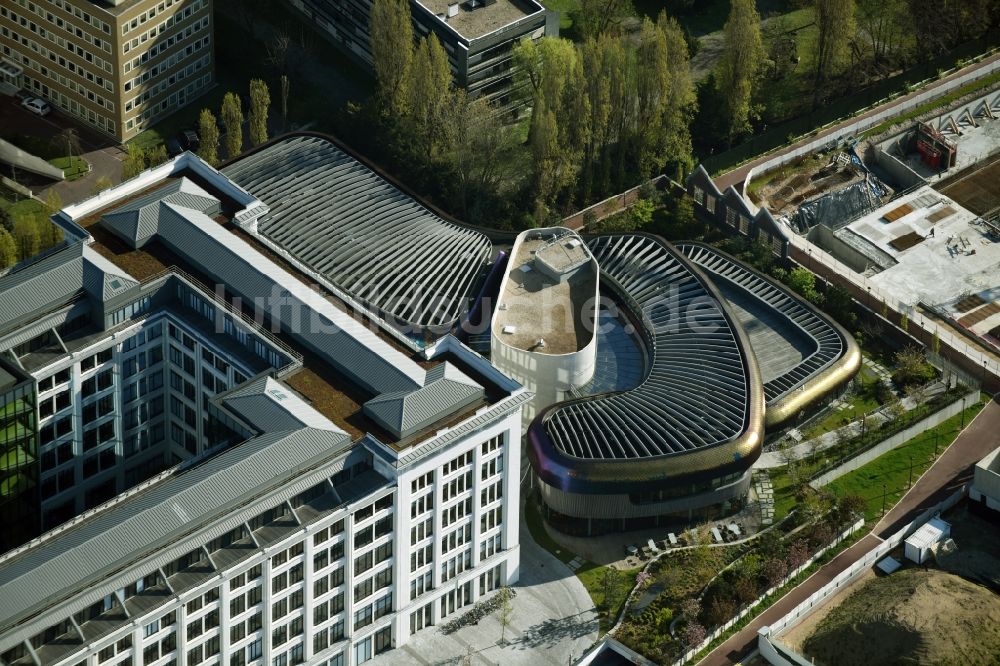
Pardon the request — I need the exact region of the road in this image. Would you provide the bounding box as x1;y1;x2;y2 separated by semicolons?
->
697;398;1000;666
713;52;1000;192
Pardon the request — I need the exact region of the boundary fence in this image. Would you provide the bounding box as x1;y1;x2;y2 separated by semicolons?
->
757;488;966;665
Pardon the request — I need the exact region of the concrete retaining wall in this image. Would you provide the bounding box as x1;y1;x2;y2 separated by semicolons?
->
810;390;980;488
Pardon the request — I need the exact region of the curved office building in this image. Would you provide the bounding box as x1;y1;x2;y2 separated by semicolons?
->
526;234;858;535
527;234;766;534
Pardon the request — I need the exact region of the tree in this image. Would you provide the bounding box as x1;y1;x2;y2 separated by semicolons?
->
0;227;16;269
370;0;413;117
717;0;765;141
599;567;622;610
679;598;700;620
197;109;220;166
787;538;810;570
51;127;82;162
892;345;934;387
147;144;168;168
824;284;854;325
249;79;271;146
409;35;453;158
44;189;63;216
762;557;788;587
122;144;147;180
12;214;40;261
92;176;113;195
681;621;706;648
447;93;518;222
221;92;244;159
814;0;856;105
734;577;757;605
578;0;634;40
495;586;514;645
835;494;866;524
855;0;905;73
787;266;822;303
280;75;290;132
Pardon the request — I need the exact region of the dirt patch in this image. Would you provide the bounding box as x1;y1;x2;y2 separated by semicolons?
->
936;507;1000;589
936;153;1000;216
801;568;1000;666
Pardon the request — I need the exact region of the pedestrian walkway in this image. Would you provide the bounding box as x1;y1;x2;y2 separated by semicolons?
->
713;52;1000;192
754;377;944;470
374;520;598;666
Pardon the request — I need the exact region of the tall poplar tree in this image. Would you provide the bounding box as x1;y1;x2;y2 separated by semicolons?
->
197;109;221;166
221;92;244;159
814;0;856;104
370;0;413;117
718;0;764;141
249;79;271;146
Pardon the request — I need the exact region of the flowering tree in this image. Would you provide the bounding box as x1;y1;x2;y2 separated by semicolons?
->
682;621;706;648
787;539;810;571
763;558;788;588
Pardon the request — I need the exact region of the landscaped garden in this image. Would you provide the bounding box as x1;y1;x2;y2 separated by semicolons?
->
612;494;865;663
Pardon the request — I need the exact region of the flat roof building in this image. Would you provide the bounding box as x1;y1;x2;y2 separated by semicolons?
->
0;0;214;142
285;0;556;109
0;144;528;666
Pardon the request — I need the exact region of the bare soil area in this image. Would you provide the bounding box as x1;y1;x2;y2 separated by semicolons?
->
800;568;1000;665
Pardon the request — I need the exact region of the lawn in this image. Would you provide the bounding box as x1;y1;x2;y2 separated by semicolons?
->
758;7;820;124
49;156;89;181
524;498;636;634
826;398;987;521
0;189;46;218
799;365;882;440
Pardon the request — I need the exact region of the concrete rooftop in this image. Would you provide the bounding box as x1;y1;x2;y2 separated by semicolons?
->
493;232;597;355
416;0;539;40
840;186;1000;339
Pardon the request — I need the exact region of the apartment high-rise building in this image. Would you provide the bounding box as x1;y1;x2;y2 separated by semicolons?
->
0;0;214;142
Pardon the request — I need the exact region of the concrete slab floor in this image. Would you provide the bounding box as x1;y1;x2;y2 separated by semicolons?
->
373;520;599;666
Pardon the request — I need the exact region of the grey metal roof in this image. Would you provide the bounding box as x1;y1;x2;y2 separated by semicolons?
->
0;426;353;640
677;243;845;402
363;362;484;438
151;202;427;395
0;243;140;340
221;136;492;330
101;177;219;248
0;244;86;337
542;235;752;460
221;375;345;433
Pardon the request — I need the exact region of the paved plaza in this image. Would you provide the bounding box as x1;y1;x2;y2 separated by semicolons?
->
374;520;599;666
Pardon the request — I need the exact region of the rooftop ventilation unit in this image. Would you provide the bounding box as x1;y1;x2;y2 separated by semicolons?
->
502;325;516;334
447;2;459;16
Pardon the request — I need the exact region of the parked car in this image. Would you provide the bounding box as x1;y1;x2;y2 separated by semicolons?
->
21;97;51;116
166;129;200;156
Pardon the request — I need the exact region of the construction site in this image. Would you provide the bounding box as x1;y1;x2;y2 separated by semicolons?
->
746;84;1000;354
